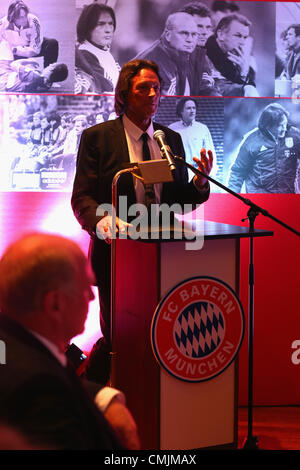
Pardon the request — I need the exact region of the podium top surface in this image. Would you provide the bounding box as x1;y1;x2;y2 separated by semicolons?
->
202;220;273;240
121;220;273;243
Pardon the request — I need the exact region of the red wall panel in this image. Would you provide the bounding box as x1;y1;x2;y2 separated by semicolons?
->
205;193;300;405
0;191;299;404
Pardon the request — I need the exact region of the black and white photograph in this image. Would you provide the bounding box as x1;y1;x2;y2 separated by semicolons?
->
155;96;223;191
74;0;275;97
224;97;300;193
275;2;300;98
203;0;275;97
75;1;120;94
0;93;115;191
0;0;75;93
0;92;222;192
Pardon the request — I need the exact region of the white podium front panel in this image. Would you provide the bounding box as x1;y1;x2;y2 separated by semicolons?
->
160;238;238;449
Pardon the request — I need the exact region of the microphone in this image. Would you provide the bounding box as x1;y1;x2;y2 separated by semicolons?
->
153;129;176;175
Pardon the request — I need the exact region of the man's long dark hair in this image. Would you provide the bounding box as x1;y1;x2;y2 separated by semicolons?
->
258;103;289;133
114;59;162;116
7;1;29;23
77;3;116;44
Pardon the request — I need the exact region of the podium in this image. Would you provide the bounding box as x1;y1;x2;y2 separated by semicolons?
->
111;220;273;450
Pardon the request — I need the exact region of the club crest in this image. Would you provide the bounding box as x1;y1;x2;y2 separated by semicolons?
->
285;137;294;148
151;277;245;382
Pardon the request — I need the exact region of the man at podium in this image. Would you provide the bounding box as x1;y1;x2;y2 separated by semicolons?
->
71;59;213;384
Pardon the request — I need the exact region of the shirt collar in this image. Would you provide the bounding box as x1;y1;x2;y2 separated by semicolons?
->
123;114;154;141
181;119;194;127
79;40;111;56
28;329;67;367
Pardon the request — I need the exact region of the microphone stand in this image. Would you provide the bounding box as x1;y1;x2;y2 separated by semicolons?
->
173;154;300;450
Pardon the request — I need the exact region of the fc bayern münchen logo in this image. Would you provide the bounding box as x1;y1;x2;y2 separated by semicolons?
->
151;276;245;382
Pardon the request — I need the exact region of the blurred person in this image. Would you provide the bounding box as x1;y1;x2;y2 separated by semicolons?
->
60;112;73;136
280;24;300;81
48;113;62;146
205;13;258;96
0;0;58;67
50;113;73;157
0;35;68;92
51;114;88;186
179;2;219;95
169;98;217;181
26;114;53;170
211;0;240;29
180;2;213;47
227;103;300;193
275;29;287;79
95;112;105;124
75;3;120;94
0;233;140;450
64;114;88;156
60;112;73;130
71;59;213;384
29;111;42;145
134;12;198;95
40;114;51;146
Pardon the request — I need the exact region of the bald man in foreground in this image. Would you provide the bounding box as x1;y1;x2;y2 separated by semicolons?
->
0;233;139;450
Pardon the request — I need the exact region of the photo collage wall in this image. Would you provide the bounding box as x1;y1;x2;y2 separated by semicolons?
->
0;0;299;193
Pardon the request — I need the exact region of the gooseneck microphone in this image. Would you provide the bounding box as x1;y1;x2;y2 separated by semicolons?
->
153;129;176;175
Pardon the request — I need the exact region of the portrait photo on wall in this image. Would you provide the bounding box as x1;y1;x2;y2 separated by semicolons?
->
155;96;223;192
0;94;115;191
0;0;75;93
224;97;300;194
74;0;275;97
275;2;300;98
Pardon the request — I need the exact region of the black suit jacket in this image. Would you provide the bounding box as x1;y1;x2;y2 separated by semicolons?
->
0;315;123;450
71;117;209;287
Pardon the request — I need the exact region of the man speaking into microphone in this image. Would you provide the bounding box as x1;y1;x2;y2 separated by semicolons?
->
71;59;213;384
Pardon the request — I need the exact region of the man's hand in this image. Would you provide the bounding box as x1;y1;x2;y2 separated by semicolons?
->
193;148;213;190
227;48;250;77
201;72;215;87
104;398;140;450
227;37;253;77
96;215;133;244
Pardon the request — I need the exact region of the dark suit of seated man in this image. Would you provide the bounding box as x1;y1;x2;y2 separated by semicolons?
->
0;233;140;450
205;13;258;97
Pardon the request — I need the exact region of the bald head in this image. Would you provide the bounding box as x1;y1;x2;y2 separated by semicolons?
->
0;233;88;317
0;233;94;348
164;12;198;54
